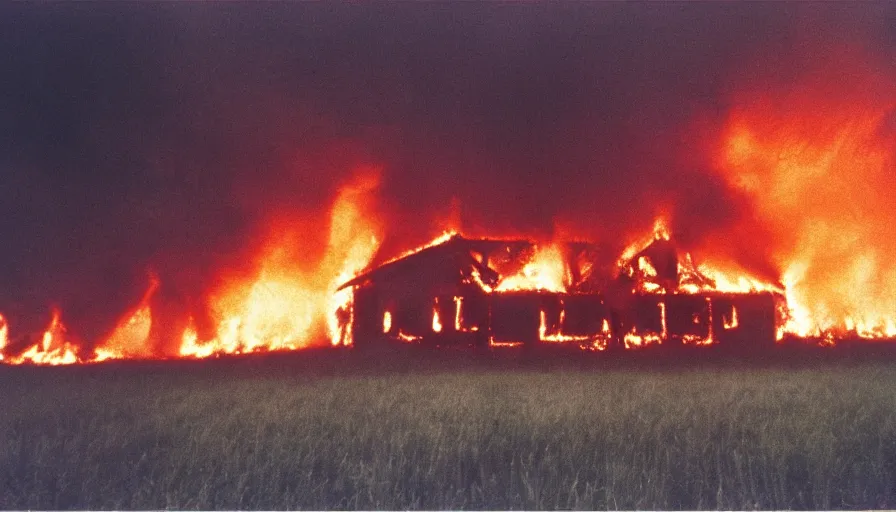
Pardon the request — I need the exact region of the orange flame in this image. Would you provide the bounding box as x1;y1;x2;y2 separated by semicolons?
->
179;170;383;357
537;308;606;349
623;330;663;349
7;310;81;365
723;306;739;330
397;331;423;343
432;302;443;333
720;86;896;339
618;217;672;270
489;339;523;348
0;313;8;361
495;244;567;292
382;310;392;334
621;218;783;298
94;276;159;361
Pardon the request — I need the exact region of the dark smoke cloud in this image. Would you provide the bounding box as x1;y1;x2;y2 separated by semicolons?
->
0;3;892;342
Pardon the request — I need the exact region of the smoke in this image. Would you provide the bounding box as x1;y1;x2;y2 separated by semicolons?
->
0;3;892;346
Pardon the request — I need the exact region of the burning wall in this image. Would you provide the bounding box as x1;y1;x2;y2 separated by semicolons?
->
341;226;784;351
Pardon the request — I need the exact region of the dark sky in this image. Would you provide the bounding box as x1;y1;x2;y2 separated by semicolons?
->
0;3;893;341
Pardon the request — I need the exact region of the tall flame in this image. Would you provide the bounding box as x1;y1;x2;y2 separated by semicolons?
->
94;276;160;361
432;302;443;333
0;168;384;364
180;170;383;356
720;86;896;338
0;313;8;361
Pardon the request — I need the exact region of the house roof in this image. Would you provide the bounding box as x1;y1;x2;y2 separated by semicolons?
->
336;234;532;291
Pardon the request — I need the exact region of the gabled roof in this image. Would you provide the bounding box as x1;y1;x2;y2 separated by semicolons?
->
337;235;532;291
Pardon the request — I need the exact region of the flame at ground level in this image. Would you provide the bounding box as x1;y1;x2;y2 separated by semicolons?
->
4;212;896;364
0;314;8;361
5;104;896;367
0;170;383;365
5;310;80;366
719;83;896;340
3;207;895;364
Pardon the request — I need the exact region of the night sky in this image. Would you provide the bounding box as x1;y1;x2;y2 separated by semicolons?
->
1;3;893;341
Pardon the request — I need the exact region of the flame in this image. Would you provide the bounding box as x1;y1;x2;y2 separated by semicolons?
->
622;221;783;297
696;263;783;295
325;174;384;345
623;330;662;349
489;339;523;348
495;244;567;292
0;313;8;361
397;331;422;343
536;307;609;350
692;298;715;346
94;276;159;360
7;310;81;365
0;168;383;364
178;319;215;359
639;257;658;278
6;90;896;364
178;170;382;357
720;84;896;339
382;310;392;334
723;306;739;330
659;302;668;339
432;302;443;333
618;217;672;269
368;231;457;275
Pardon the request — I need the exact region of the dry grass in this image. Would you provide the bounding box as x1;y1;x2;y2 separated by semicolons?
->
2;348;896;509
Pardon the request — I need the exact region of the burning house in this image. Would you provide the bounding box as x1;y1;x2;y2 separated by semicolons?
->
337;227;786;350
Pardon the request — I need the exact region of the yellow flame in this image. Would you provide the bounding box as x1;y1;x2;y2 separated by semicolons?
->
723;306;739;330
8;310;80;365
382;310;392;334
432;303;443;333
496;244;567;292
178;319;216;359
0;313;7;361
659;302;667;339
623;329;663;349
490;339;523;348
179;171;382;356
721;100;896;341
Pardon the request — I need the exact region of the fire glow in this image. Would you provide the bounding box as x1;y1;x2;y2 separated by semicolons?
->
2;102;895;364
0;171;382;365
1;210;892;365
494;244;568;293
719;80;896;340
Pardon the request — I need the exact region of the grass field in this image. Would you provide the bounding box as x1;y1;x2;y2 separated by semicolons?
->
2;346;896;510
